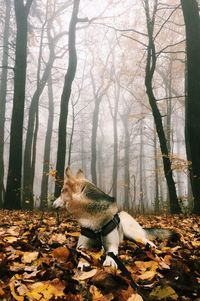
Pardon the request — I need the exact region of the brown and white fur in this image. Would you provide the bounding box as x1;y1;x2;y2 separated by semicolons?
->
53;167;175;268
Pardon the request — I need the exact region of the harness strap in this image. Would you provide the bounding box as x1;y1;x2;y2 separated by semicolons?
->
80;213;120;240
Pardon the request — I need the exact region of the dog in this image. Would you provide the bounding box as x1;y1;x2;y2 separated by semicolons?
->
53;167;178;268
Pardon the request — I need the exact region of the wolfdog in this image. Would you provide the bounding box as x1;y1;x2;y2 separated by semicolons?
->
53;167;177;268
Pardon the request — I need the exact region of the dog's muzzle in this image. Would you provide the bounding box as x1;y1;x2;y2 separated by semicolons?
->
80;213;120;241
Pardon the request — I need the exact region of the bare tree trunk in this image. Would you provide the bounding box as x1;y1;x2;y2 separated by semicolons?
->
80;116;87;173
4;0;33;210
91;96;101;185
154;126;160;213
40;74;54;209
108;85;120;199
144;0;180;214
22;4;48;209
121;114;130;211
0;0;11;207
181;0;200;214
97;136;104;189
55;0;87;197
139;119;144;213
90;78;110;185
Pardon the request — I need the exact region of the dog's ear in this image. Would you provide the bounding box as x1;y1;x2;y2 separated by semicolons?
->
65;166;73;178
76;169;85;180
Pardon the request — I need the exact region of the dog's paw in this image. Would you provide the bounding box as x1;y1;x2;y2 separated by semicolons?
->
103;255;118;268
53;197;64;209
146;240;157;249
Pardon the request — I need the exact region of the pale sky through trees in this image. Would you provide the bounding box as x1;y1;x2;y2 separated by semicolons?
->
0;0;192;212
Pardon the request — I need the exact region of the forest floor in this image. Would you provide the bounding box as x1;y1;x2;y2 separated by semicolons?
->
0;210;199;301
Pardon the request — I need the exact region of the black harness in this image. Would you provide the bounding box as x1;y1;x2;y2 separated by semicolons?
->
80;213;120;242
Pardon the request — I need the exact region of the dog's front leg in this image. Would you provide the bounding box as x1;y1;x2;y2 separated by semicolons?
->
76;234;95;270
102;228;120;268
77;234;93;249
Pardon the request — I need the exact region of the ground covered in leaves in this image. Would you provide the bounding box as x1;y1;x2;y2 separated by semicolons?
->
0;210;199;301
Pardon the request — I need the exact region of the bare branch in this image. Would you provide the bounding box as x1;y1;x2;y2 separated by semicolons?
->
91;21;148;37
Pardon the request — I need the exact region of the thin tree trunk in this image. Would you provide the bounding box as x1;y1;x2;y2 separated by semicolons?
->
91;97;101;185
23;4;48;209
139;119;144;213
144;0;180;214
55;0;83;197
121;114;130;211
154;126;160;213
0;0;11;207
109;85;120;199
40;74;54;209
4;0;33;210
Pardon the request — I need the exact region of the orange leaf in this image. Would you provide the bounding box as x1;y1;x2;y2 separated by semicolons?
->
52;246;70;262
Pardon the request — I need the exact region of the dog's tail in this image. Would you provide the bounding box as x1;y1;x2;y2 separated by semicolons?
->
119;211;179;247
144;228;180;242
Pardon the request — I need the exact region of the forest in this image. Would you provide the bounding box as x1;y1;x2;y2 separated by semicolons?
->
1;0;200;214
0;1;200;300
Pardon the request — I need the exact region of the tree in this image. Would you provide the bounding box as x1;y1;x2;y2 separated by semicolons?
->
0;0;11;207
55;0;88;197
40;73;54;209
23;2;68;209
121;111;131;211
4;0;33;210
144;0;181;214
181;0;200;214
23;2;49;209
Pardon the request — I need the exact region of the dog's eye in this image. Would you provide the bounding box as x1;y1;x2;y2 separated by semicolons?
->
81;186;85;192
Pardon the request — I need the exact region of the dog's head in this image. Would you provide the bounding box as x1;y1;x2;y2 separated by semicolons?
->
59;167;87;203
54;167;115;209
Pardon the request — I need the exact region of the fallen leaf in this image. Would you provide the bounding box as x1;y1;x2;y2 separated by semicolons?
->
0;287;5;296
66;231;80;237
26;280;65;300
48;233;67;245
135;261;158;272
149;285;178;300
21;251;39;263
74;268;97;281
159;260;170;270
4;236;18;243
89;285;104;300
127;293;144;301
191;241;200;248
52;246;70;262
9;277;24;301
138;270;156;280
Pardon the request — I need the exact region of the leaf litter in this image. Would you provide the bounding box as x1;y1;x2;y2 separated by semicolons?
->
0;209;199;300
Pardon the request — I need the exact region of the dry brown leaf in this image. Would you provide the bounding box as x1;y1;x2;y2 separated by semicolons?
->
73;268;97;281
48;233;67;244
127;293;144;301
89;285;104;300
52;246;70;262
4;236;18;243
9;276;24;301
135;261;158;272
21;251;39;264
138;270;156;281
0;287;5;297
26;280;65;300
66;231;80;237
163;255;172;265
149;285;178;300
159;261;170;270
